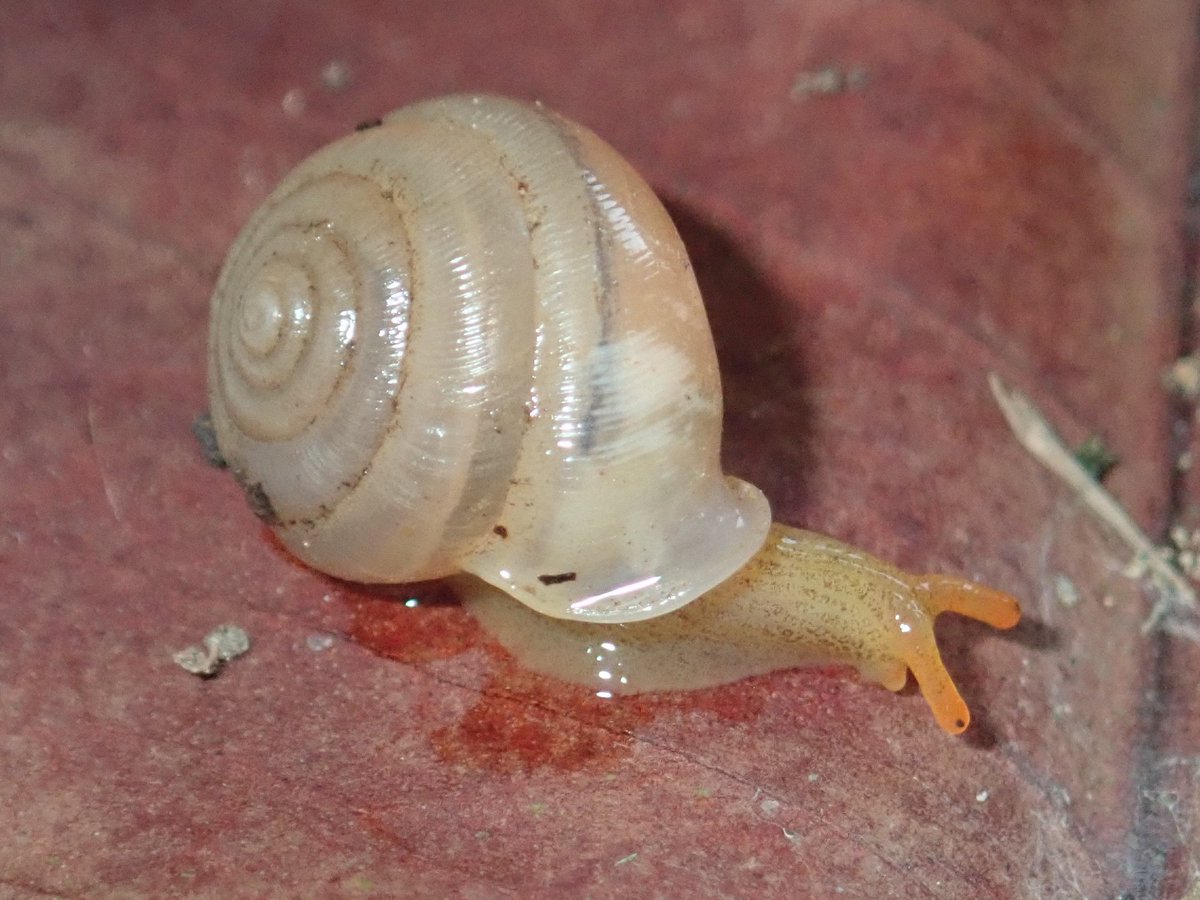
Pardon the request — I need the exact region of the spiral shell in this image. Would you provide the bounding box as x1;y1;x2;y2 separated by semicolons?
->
208;94;770;622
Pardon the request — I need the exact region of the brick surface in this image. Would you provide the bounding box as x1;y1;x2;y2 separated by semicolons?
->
1;1;1196;896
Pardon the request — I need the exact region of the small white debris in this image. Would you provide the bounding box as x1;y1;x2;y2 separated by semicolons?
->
1166;526;1200;581
759;798;781;817
173;624;250;677
281;88;306;117
791;65;869;98
614;852;638;866
1164;354;1200;400
209;624;250;658
321;59;352;92
976;790;990;803
172;646;213;675
1180;550;1198;580
1122;553;1151;580
306;633;336;652
1052;574;1079;609
237;146;266;191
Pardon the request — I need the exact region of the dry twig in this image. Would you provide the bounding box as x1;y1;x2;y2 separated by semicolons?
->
987;373;1197;637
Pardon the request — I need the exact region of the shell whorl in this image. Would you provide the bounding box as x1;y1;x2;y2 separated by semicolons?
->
208;94;770;622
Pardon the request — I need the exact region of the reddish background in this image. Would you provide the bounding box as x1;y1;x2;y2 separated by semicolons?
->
2;1;1198;896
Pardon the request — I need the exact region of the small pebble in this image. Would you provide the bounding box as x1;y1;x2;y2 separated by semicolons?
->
172;623;250;677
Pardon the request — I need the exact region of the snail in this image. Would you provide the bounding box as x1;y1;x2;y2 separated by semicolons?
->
207;94;1020;734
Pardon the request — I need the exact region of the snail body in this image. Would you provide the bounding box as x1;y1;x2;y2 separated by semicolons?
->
457;524;1019;734
208;94;1020;734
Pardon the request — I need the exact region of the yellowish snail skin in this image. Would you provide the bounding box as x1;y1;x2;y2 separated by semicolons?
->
207;94;1020;735
456;526;1018;734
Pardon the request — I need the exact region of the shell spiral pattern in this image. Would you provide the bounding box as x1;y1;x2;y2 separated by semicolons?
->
208;95;770;622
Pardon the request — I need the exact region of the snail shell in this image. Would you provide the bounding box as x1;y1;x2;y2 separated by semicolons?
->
208;94;770;623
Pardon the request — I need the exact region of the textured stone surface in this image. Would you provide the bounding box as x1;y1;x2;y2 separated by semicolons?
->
1;1;1197;896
